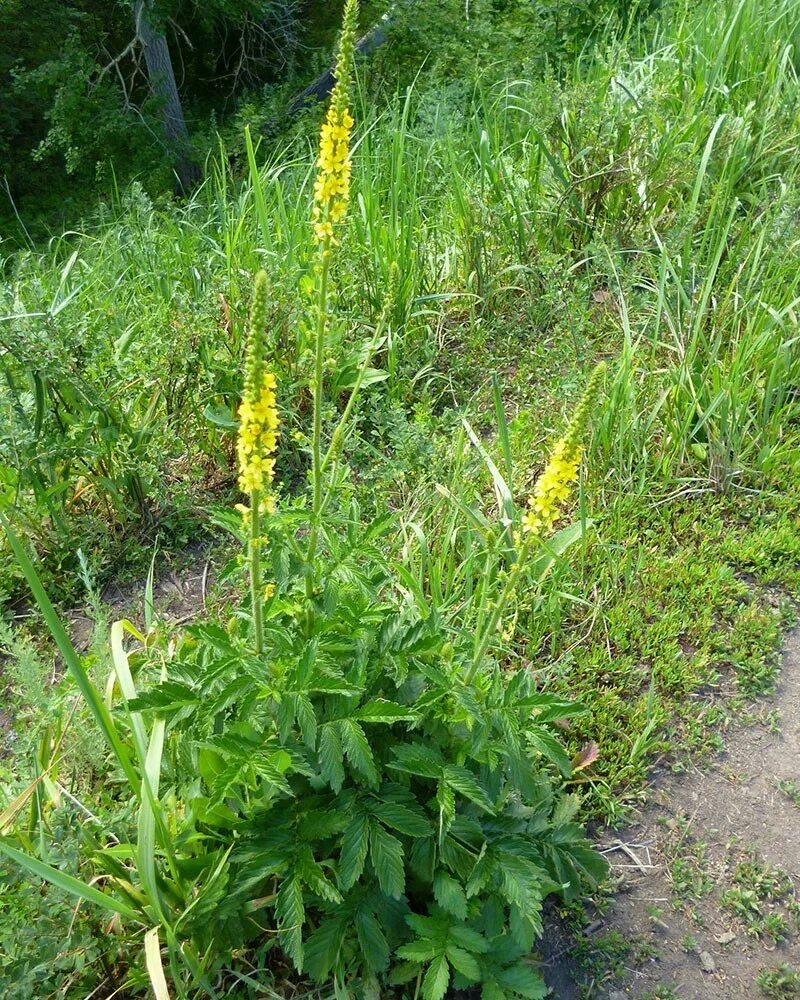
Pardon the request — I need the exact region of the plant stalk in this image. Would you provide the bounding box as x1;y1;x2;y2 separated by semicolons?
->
249;488;264;655
466;538;530;685
304;243;332;619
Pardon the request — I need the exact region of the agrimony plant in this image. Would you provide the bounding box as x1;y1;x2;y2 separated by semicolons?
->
0;4;608;998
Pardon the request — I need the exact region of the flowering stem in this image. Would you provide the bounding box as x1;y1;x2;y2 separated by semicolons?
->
305;242;331;607
249;488;264;655
466;539;531;685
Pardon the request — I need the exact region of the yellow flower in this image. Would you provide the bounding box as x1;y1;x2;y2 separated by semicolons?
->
311;0;358;246
522;438;581;538
520;363;607;539
312;105;354;245
238;367;280;501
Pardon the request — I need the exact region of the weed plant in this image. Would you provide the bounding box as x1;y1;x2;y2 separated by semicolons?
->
0;4;609;996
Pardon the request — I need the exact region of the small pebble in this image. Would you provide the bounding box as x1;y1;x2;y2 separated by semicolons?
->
699;951;716;973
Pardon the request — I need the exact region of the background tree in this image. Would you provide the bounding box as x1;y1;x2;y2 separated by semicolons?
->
133;0;198;190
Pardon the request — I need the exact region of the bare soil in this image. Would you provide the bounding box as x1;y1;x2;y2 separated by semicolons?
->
541;630;800;999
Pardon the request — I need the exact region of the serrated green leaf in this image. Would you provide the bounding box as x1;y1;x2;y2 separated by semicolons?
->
388;960;422;985
396;940;438;963
356;908;389;972
551;793;581;826
481;980;508;1000
372;800;431;838
298;851;342;904
448;925;491;954
422;955;450;1000
127;681;198;713
294;693;318;748
369;824;405;899
354;700;417;723
444;765;495;813
339;811;370;890
446;944;481;981
389;743;444;778
304;914;348;982
433;871;468;919
340;719;380;788
319;723;345;793
276;875;305;971
527;727;572;777
495;962;548;998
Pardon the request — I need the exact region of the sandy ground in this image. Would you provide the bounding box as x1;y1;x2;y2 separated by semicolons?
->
541;630;800;999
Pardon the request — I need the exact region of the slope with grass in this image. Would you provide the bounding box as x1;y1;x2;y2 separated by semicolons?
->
1;0;800;995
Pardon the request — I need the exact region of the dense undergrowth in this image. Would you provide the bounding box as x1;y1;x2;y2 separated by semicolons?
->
2;0;800;995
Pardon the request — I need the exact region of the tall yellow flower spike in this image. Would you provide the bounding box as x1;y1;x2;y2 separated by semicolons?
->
522;437;581;537
312;0;358;247
237;271;279;513
522;362;606;538
237;270;279;654
468;363;606;683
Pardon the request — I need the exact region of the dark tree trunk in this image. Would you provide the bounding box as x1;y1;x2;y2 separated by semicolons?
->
285;4;405;117
134;0;200;192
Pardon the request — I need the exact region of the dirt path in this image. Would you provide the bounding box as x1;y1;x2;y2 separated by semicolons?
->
542;630;800;999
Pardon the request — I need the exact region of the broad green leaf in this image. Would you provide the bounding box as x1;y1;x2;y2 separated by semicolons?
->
389;743;444;779
422;954;450;1000
339;811;370;890
388;960;422;985
449;925;491;954
446;944;481;981
433;871;468;919
371;800;431;838
305;914;348;982
203;403;238;429
496;963;548;998
443;765;495;813
356;908;389;972
369;824;405;899
527;520;591;583
527;727;572;778
396;940;437;963
481;981;508;1000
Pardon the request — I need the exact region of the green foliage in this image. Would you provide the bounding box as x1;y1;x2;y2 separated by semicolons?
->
0;809;124;998
377;0;644;88
0;12;610;996
758;964;800;999
0;324;608;998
